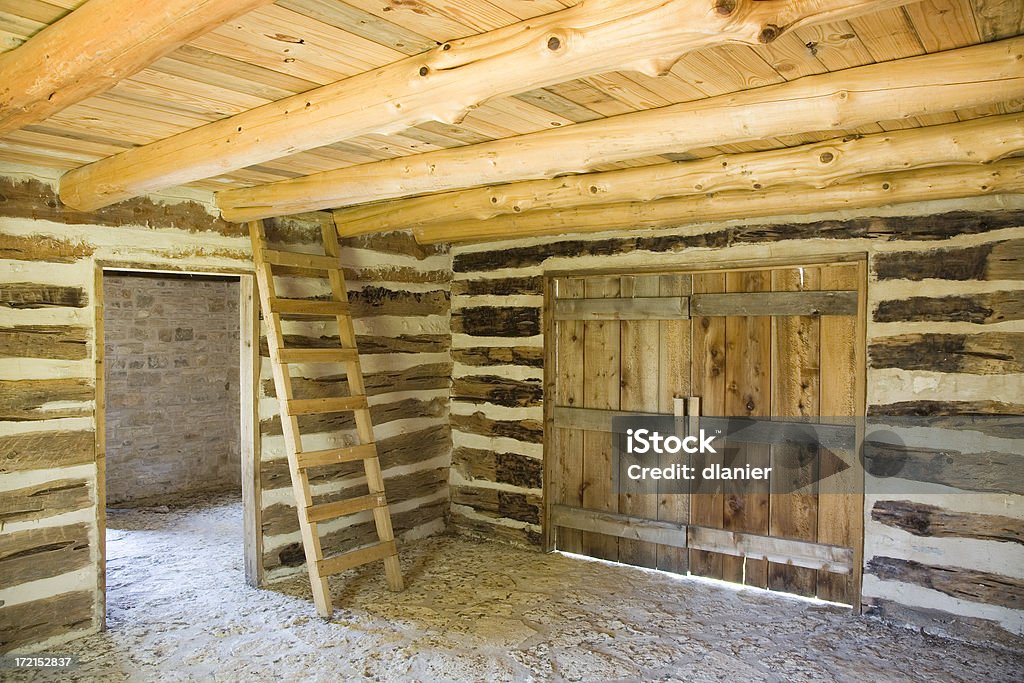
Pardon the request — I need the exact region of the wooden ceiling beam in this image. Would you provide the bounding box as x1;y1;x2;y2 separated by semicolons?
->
58;0;914;211
217;37;1024;222
331;113;1024;235
0;0;277;137
411;157;1024;243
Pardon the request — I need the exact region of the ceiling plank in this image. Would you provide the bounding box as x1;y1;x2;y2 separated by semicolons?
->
190;4;408;85
904;0;980;51
333;113;1024;234
275;0;437;56
0;0;277;136
217;37;1024;222
413;157;1024;243
58;0;916;212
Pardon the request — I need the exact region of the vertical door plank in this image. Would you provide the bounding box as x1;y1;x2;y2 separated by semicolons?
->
723;270;772;588
554;277;586;553
768;266;821;597
657;273;692;575
618;274;661;568
818;262;862;606
582;275;621;562
689;271;727;579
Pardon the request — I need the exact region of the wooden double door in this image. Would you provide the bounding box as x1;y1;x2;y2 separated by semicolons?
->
545;259;865;606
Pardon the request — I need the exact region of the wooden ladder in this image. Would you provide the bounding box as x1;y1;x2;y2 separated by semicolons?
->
248;218;404;617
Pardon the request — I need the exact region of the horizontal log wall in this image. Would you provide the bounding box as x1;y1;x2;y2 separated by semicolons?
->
448;195;1024;638
258;229;452;581
0;165;452;650
0;166;260;653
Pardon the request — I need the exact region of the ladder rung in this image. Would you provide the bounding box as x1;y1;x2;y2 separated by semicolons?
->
306;493;387;523
287;395;368;416
296;443;378;469
262;249;339;271
269;297;349;316
277;348;358;364
317;540;397;577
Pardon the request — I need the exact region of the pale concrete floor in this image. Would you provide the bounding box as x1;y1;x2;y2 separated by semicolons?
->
10;495;1023;682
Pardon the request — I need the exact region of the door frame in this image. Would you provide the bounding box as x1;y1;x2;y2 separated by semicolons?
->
93;265;261;629
541;252;868;605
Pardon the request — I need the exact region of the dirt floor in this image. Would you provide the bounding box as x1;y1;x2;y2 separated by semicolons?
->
9;493;1023;682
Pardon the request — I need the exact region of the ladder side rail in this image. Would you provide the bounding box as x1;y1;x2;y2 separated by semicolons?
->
249;220;333;616
321;218;405;592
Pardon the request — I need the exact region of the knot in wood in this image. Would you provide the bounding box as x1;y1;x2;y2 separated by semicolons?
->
819;151;835;164
419;66;429;76
758;24;781;44
714;0;736;16
547;36;562;51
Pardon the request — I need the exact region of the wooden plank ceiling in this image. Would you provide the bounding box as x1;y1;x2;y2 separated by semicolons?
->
0;0;1021;194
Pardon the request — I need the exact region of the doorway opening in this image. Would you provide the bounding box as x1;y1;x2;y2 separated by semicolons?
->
96;268;258;628
544;256;867;607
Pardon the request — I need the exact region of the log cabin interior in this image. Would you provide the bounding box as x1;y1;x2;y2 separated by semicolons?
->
1;0;1023;679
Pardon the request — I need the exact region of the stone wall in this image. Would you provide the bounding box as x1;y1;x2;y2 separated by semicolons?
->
103;273;240;505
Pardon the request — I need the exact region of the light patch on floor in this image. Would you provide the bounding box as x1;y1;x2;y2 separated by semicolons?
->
8;495;1023;682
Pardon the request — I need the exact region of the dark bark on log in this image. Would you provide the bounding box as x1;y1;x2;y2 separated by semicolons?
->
265;499;447;570
451;485;541;525
451;411;544;444
452;346;545;368
355;334;450;354
340;231;448;260
452;306;541;337
262;467;447;537
453;211;1024;273
260;396;447;436
452;375;543;407
874;291;1023;324
451;276;543;296
873;238;1023;281
0;176;240;236
452;447;543;489
868;400;1024;416
261;362;451;398
869;333;1023;374
348;286;449;317
261;424;450;491
867;556;1024;610
871;500;1023;545
863;441;1023;495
